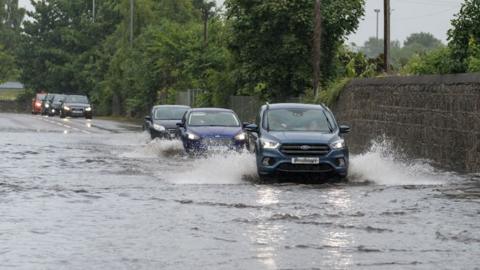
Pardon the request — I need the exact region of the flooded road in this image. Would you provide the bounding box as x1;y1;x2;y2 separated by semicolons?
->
1;113;479;269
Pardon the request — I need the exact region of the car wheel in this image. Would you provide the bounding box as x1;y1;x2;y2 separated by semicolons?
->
60;111;65;118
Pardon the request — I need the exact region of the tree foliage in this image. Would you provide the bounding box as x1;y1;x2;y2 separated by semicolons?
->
15;0;367;116
404;32;443;49
0;0;24;82
225;0;364;101
403;0;480;75
448;0;480;72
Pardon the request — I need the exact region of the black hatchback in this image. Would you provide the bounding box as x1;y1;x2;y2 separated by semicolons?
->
59;95;93;119
144;105;190;139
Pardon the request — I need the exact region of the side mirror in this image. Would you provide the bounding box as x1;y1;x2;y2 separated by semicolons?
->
339;125;351;134
245;124;258;132
144;116;152;122
176;122;185;128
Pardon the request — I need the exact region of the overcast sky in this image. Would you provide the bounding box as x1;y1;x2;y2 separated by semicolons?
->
20;0;464;46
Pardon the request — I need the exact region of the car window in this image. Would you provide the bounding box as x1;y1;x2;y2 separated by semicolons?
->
66;95;89;104
154;107;189;120
53;95;66;102
265;108;332;132
188;111;240;127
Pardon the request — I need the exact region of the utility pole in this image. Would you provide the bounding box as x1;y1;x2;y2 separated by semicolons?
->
312;0;322;99
92;0;96;22
374;9;380;40
130;0;134;46
383;0;390;73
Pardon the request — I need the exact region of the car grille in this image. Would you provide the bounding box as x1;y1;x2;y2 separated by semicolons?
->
71;107;84;112
280;144;330;156
277;163;334;173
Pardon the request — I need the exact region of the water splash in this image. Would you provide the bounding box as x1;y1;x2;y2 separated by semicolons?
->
349;139;461;186
119;134;184;158
167;151;257;185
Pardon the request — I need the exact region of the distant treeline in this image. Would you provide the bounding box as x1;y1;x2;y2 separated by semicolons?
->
2;0;479;117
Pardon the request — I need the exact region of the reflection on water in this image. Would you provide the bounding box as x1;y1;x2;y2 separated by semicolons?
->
252;187;283;269
323;188;354;269
257;187;279;206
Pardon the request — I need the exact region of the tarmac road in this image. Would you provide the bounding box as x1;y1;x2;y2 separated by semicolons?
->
0;113;479;270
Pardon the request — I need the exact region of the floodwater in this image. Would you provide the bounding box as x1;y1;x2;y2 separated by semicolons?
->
0;113;479;269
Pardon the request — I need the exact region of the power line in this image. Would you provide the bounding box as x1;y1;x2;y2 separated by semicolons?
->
400;0;460;6
396;8;458;21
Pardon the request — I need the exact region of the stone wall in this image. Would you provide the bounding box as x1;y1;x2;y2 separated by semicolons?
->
334;73;480;173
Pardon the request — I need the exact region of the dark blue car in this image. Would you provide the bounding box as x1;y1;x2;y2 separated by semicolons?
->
245;103;351;181
177;108;247;153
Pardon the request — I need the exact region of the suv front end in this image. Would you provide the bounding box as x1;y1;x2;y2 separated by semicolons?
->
256;136;349;179
247;103;351;181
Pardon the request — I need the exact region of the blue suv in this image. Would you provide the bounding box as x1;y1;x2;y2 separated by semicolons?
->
245;103;351;181
177;108;247;154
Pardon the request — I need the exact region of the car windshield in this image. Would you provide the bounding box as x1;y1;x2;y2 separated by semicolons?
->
53;95;65;102
66;95;89;104
265;108;333;132
188;111;240;127
154;107;188;120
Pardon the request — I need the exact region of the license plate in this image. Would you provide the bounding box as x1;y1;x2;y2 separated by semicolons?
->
169;133;176;138
291;157;320;164
209;146;229;151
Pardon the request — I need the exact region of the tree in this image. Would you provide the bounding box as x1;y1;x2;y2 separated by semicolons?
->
447;0;480;72
0;0;24;81
193;0;216;46
226;0;364;101
360;37;383;58
17;0;121;93
360;33;443;71
0;0;25;50
404;32;443;49
0;44;19;82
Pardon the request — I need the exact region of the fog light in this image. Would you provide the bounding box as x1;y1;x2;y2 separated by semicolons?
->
262;157;275;166
336;158;346;167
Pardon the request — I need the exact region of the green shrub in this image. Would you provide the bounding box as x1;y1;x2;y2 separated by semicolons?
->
401;47;455;75
315;78;351;107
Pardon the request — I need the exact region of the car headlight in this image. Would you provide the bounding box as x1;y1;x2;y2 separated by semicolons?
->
85;107;92;112
63;106;70;111
153;124;166;131
330;139;346;150
261;138;280;149
45;104;49;108
234;132;246;141
186;132;200;140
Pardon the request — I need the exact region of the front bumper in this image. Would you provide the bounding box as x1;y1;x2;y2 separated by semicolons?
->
64;110;92;118
257;147;349;177
184;137;246;153
150;128;179;140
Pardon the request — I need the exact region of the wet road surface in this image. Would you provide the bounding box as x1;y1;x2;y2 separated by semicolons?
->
1;113;479;269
